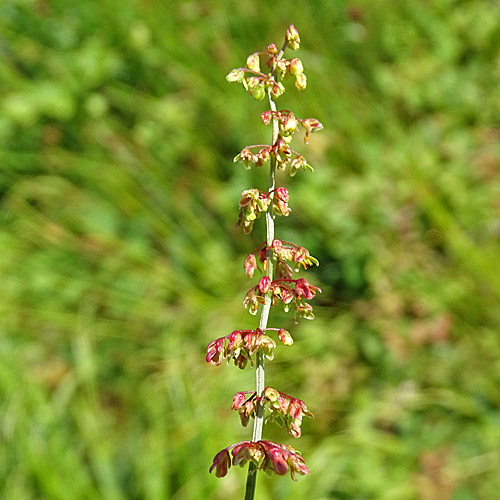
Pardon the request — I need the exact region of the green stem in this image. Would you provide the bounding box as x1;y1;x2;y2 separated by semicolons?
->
243;81;280;500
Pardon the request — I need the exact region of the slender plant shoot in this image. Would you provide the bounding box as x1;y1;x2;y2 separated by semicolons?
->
207;25;323;499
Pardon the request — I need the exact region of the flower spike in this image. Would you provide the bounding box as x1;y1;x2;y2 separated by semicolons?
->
211;25;323;496
210;440;310;481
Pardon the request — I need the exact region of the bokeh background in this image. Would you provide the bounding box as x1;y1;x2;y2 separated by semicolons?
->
2;1;500;499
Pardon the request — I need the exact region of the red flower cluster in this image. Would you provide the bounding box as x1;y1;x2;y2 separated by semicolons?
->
213;25;322;490
233;107;323;175
237;187;291;234
225;28;306;101
260;110;323;145
272;187;290;216
233;140;315;176
209;440;309;481
244;239;319;279
232;387;313;438
285;24;301;51
206;328;292;370
261;110;298;137
236;145;272;170
300;117;323;144
243;277;322;321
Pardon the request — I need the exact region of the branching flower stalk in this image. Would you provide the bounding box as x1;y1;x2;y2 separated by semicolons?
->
207;25;323;499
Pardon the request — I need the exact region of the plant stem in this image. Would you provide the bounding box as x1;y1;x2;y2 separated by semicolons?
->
244;85;279;500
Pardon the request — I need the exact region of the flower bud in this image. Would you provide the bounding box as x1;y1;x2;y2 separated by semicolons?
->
278;395;290;414
226;68;245;83
237;148;254;166
282;112;297;135
276;59;288;78
209;449;231;477
243;289;259;315
246;76;260;89
232;443;252;466
295;72;307;91
290;421;302;438
300;117;323;143
301;117;324;132
268;447;289;475
288;399;302;419
243;400;255;418
267;43;278;55
255;193;268;211
278;329;293;345
206;338;224;366
289;155;306;175
271;82;285;98
295;278;315;300
293;246;309;263
261;110;272;125
296;302;315;320
275;138;291;157
289;460;309;481
263;386;280;402
244;253;257;278
258;147;270;164
275;186;289;202
275;198;290;217
286;24;301;50
281;247;294;261
258;276;272;294
272;239;282;254
273;187;290;216
227;331;243;352
238;399;256;426
289;57;304;75
281;286;294;305
257;336;276;360
232;392;247;410
244;330;258;351
250;83;266;100
246;54;260;72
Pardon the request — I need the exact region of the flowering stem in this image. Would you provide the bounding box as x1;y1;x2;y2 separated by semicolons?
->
210;24;322;492
244;68;280;500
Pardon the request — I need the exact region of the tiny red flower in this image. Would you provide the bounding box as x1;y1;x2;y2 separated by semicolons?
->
206;338;224;366
288;399;303;420
280;286;295;305
232;392;247;410
295;278;321;300
286;24;301;50
266;445;289;475
294;72;307;91
275;186;289;202
258;276;272;294
300;117;323;143
244;253;257;278
267;43;278;55
272;239;282;253
261;110;272;125
209;449;231;478
289;57;304;75
278;328;293;345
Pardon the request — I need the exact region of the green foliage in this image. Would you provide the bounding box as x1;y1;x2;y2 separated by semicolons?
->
1;0;500;498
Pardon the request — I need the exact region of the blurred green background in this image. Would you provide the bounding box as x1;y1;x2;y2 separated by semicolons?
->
1;0;500;499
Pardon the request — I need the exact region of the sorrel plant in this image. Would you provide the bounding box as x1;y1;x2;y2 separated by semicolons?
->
207;25;323;499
